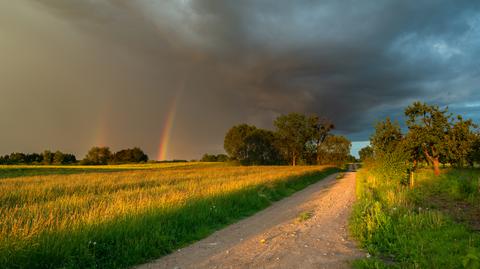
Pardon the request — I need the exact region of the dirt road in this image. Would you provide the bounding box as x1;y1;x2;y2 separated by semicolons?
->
137;172;363;269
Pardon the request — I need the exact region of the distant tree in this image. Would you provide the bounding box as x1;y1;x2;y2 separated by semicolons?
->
312;117;335;164
25;153;43;164
404;102;451;176
82;147;112;165
53;151;65;165
200;154;218;162
112;147;148;163
62;153;77;164
216;154;229;162
200;154;229;162
8;152;26;164
224;124;257;161
242;129;282;165
358;146;373;162
370;117;403;156
43;150;54;165
274;113;318;166
317;135;352;164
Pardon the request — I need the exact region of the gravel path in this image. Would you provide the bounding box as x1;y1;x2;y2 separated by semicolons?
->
136;171;363;269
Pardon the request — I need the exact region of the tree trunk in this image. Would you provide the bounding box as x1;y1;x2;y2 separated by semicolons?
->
432;158;440;176
292;153;296;166
409;171;415;189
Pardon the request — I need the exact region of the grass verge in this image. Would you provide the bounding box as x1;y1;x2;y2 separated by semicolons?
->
350;167;480;268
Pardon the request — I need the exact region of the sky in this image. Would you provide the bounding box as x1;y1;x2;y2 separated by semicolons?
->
1;1;479;160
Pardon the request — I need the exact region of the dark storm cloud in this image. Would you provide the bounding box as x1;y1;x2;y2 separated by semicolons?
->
1;0;479;159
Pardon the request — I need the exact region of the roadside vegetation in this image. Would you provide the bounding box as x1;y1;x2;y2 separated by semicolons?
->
0;164;337;268
351;102;480;268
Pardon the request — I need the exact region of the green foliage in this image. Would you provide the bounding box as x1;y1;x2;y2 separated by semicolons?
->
370;118;402;156
200;154;229;162
317;135;352;165
223;124;257;160
242;129;283;165
350;166;480;268
359;146;374;162
111;147;148;164
223;125;282;165
82;147;112;165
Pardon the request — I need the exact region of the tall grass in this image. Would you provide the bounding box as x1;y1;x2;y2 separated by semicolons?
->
0;164;337;268
0;162;207;179
350;164;480;268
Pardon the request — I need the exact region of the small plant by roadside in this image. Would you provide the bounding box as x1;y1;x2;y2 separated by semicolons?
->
297;211;314;222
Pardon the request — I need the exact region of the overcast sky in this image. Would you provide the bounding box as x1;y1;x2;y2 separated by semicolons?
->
1;0;479;160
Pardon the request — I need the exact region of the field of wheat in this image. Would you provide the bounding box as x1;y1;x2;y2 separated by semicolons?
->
0;163;336;268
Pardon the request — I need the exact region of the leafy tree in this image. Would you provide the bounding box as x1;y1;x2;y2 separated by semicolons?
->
8;152;26;164
312;117;335;164
370;117;403;156
274;113;318;166
242;129;282;165
216;154;229;162
25;153;43;164
200;154;229;162
445;116;477;167
224;124;257;161
62;153;77;164
467;133;480;166
358;145;373;162
200;154;219;162
404;102;451;176
53;151;65;165
317;135;352;164
112;147;148;163
42;150;54;165
82;147;112;165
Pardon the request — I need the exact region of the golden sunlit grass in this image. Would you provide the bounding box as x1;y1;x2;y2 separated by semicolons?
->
0;163;337;268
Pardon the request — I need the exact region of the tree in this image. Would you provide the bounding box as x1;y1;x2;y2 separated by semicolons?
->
444;116;477;167
112;147;148;163
224;124;257;161
53;151;65;165
467;133;480;166
404;102;451;176
43;150;54;165
62;153;77;164
82;147;112;165
25;153;43;164
317;135;352;164
312;117;335;164
370;117;402;156
358;145;373;162
200;154;229;162
274;113;318;166
200;154;219;162
242;129;282;165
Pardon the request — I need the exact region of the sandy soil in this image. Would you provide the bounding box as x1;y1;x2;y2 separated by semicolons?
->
136;171;363;269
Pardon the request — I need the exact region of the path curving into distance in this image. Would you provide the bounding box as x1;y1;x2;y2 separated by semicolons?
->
136;171;363;269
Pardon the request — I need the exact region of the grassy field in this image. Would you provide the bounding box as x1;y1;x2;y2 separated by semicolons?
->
0;162;207;179
0;163;337;268
350;166;480;268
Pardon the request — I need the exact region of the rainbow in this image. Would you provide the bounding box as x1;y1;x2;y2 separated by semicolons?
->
156;93;180;161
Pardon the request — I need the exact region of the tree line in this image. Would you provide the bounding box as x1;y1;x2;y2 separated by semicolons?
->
0;147;149;165
221;112;353;165
359;101;480;185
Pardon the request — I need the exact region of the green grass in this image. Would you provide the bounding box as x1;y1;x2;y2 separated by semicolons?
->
350;167;480;268
0;164;337;268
